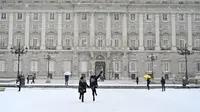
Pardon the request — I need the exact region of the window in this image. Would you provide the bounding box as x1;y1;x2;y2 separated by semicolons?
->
15;36;22;46
17;13;23;20
1;13;6;20
114;61;120;72
48;36;54;47
97;39;103;47
66;13;70;20
114;13;119;20
114;39;119;47
194;39;200;48
0;60;5;72
146;14;152;21
163;14;168;21
195;1;200;4
197;62;200;72
195;14;200;21
81;37;87;47
178;38;185;48
50;1;55;3
129;61;136;72
162;36;169;48
32;37;38;47
82;13;87;20
147;38;153;48
49;61;55;72
0;35;6;47
129;37;138;48
147;62;152;72
179;61;185;72
162;61;170;72
179;14;184;21
130;13;135;21
50;13;54;20
31;61;38;72
65;37;71;47
14;61;21;72
33;13;39;20
63;61;71;72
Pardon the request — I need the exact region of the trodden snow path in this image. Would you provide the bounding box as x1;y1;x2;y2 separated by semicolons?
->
0;88;200;112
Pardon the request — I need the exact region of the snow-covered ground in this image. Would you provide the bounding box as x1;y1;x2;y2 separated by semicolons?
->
0;88;200;112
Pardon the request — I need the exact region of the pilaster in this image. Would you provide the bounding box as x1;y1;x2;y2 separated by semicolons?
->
8;13;13;49
90;13;95;47
123;13;127;48
41;13;46;50
171;14;176;51
155;13;160;50
74;13;79;47
57;13;62;50
139;13;144;50
25;13;30;48
106;13;111;47
188;13;192;50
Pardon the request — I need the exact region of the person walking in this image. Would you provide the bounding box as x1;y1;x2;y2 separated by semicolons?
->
78;75;89;102
136;77;139;85
89;70;103;101
147;78;151;90
17;75;23;92
31;76;35;84
161;77;166;91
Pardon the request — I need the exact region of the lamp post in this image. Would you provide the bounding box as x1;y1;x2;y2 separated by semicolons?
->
147;53;158;78
178;43;194;83
44;55;51;79
10;43;28;78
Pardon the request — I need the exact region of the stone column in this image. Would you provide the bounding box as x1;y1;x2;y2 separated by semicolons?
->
25;13;30;48
106;13;111;46
90;13;95;47
8;13;13;49
188;13;192;50
74;13;79;47
123;13;128;48
57;12;62;50
171;13;176;51
41;13;46;50
139;13;144;50
155;13;160;50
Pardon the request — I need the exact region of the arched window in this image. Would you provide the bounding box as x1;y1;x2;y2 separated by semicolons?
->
96;36;104;47
146;36;153;48
128;36;138;48
177;36;185;48
80;36;87;47
65;36;71;47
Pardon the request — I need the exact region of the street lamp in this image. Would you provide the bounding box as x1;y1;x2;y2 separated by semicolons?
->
44;55;52;79
177;43;194;83
10;43;28;78
147;53;158;78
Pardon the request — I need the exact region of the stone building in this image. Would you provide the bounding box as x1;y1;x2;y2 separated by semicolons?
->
0;0;200;81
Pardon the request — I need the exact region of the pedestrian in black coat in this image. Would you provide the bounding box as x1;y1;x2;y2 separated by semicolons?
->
136;77;139;85
17;75;23;92
161;77;166;91
78;76;89;102
31;76;35;84
147;78;151;90
89;71;103;101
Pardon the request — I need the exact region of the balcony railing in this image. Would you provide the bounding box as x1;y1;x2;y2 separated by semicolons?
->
145;47;155;50
46;46;56;50
62;46;72;50
0;46;7;49
29;46;40;50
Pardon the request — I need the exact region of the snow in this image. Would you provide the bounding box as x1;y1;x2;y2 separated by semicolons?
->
0;88;200;112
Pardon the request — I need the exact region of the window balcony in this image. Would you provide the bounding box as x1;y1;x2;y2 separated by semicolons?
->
46;46;56;50
29;46;40;50
192;47;200;51
0;46;7;49
62;46;71;50
145;47;155;50
129;47;139;50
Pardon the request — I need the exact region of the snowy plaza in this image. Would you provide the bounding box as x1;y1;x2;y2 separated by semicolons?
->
0;88;200;112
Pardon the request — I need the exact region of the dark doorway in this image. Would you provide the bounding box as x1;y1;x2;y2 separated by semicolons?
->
95;61;106;79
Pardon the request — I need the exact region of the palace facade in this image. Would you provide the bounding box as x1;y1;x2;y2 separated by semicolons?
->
0;0;200;80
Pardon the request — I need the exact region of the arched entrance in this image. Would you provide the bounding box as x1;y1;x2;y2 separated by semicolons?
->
95;55;106;79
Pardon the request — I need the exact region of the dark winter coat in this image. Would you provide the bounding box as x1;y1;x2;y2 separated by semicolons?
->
161;78;165;85
89;71;102;89
147;78;151;85
78;77;89;94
